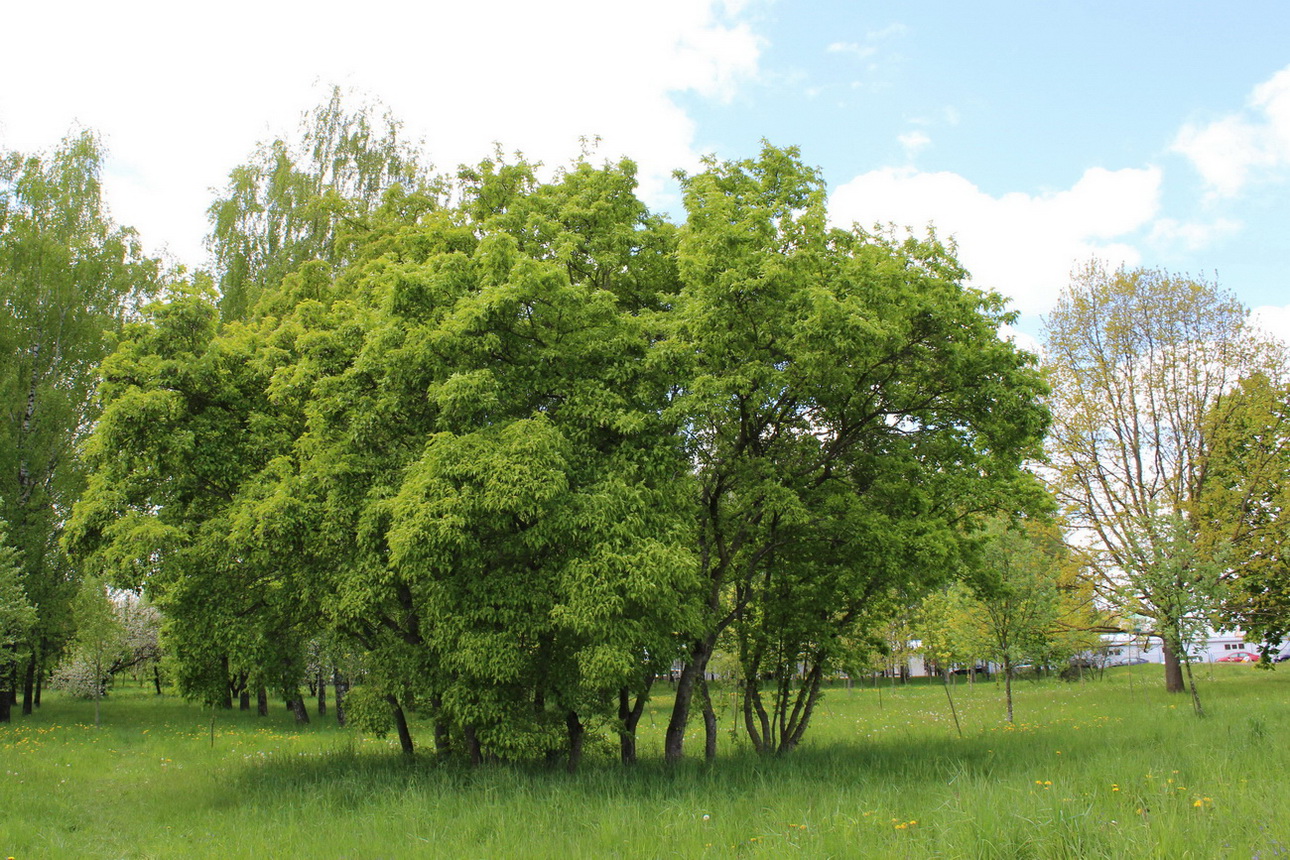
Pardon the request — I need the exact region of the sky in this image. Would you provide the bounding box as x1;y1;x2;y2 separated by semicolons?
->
3;1;1289;344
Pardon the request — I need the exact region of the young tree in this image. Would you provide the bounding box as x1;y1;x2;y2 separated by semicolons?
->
967;519;1103;722
1043;263;1272;693
65;576;125;727
0;517;36;722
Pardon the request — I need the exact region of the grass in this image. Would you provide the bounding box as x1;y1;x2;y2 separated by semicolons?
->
2;665;1289;858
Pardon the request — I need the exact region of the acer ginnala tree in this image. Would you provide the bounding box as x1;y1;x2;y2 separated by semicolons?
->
68;97;1049;765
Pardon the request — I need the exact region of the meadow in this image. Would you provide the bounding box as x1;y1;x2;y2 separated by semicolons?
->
2;665;1288;859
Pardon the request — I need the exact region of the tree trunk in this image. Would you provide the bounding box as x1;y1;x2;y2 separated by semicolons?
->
239;690;251;710
0;672;11;723
386;695;414;758
153;665;163;695
665;637;714;764
566;710;585;773
1184;655;1205;717
333;672;347;727
289;697;310;724
256;686;268;717
743;680;765;753
316;673;327;717
699;677;718;761
1163;641;1186;693
22;654;36;716
781;663;826;753
464;725;482;766
34;665;42;707
1004;655;1014;723
617;681;652;766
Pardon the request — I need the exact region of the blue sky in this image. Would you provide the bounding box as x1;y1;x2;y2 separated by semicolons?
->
3;1;1288;342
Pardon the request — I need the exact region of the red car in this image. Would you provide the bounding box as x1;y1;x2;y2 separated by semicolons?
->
1217;651;1259;663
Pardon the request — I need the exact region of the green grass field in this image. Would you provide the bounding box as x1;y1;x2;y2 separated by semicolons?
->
2;665;1287;858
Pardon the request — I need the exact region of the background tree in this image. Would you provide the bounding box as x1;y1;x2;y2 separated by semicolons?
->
966;518;1103;722
0;130;160;715
1043;262;1272;693
63;576;124;727
0;517;36;722
916;582;989;681
1195;371;1290;655
207;87;433;322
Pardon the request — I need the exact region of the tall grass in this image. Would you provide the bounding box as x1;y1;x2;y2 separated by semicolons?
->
2;665;1287;858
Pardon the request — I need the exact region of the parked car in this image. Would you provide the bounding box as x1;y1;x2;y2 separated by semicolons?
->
1274;652;1290;663
1217;651;1259;663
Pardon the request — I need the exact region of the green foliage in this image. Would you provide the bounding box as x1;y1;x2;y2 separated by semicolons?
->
661;143;1050;756
0;518;36;665
340;685;394;738
1196;372;1290;652
72;127;1050;764
0;129;160;695
208;87;436;322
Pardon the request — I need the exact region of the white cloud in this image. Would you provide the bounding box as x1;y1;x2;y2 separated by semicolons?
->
0;0;761;267
1147;217;1242;251
897;131;931;158
829;165;1162;316
1174;65;1290;196
827;42;876;59
998;323;1042;360
1250;305;1290;346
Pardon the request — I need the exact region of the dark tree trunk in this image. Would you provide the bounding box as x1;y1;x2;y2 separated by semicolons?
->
743;679;766;754
699;677;718;761
386;695;414;757
665;637;715;764
220;655;233;709
780;663;825;754
431;695;449;756
153;665;162;695
316;673;327;717
617;681;652;766
566;710;585;773
464;725;482;766
239;690;250;710
0;668;11;723
1163;641;1186;693
289;697;310;724
333;673;347;727
22;654;36;716
34;665;42;707
256;686;268;717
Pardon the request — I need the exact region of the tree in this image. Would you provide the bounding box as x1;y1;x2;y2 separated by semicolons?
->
1043;262;1273;693
0;517;36;722
0;130;160;715
64;576;124;727
917;582;989;680
207;87;433;322
966;519;1103;721
1195;372;1290;654
660;145;1049;761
